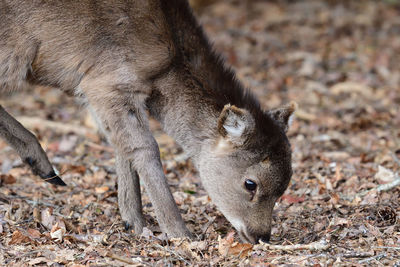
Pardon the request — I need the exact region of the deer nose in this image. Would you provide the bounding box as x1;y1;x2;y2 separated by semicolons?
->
256;233;271;243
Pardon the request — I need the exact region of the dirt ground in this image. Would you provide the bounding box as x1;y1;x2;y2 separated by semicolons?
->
1;0;400;266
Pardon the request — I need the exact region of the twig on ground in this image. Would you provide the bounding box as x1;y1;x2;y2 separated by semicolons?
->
339;252;375;258
23;199;59;209
14;250;42;260
357;174;400;198
373;246;400;250
104;251;137;265
358;253;386;264
254;239;330;251
16;116;96;137
376;175;400;192
85;141;114;153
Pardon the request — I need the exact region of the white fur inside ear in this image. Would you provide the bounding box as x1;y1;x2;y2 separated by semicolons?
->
223;119;245;137
287;112;295;129
287;101;297;129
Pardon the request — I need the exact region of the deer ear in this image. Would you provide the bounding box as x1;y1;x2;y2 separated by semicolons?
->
217;104;255;146
267;102;297;132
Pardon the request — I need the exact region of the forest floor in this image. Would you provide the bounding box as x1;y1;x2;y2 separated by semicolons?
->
1;0;400;266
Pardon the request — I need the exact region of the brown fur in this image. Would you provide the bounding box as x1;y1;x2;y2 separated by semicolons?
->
0;0;295;243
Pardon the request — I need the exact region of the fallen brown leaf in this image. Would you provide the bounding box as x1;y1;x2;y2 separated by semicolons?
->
0;174;16;185
218;231;253;258
281;194;305;204
27;228;42;239
95;186;110;194
9;230;32;245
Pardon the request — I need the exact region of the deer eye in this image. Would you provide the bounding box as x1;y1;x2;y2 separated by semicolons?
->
244;179;257;192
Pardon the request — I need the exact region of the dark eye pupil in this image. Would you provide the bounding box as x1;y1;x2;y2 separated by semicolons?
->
245;179;257;191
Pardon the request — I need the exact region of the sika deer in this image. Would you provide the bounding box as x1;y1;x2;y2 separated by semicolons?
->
0;0;295;243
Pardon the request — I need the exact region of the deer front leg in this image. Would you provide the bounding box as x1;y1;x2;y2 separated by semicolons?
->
0;105;65;185
88;107;145;233
87;94;191;238
115;154;145;234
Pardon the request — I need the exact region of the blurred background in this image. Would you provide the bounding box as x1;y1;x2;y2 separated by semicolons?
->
0;0;399;265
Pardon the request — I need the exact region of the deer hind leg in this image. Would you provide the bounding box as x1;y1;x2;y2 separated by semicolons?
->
0;105;66;185
84;78;191;238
